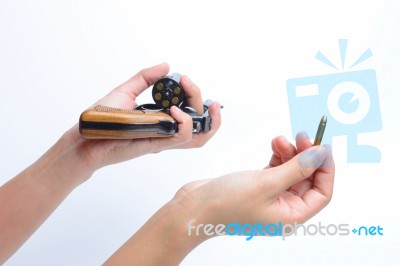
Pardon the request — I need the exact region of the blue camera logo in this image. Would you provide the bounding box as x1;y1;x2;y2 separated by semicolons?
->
286;39;382;163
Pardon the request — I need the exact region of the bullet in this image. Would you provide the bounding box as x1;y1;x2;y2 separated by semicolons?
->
313;115;327;146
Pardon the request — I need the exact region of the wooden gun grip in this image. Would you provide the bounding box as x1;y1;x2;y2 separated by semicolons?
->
79;105;177;139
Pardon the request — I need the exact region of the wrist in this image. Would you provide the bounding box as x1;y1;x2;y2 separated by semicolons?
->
46;125;96;187
0;125;96;261
105;192;211;265
170;189;220;242
149;198;209;264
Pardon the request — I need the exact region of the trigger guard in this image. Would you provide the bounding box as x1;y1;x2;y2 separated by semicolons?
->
135;101;212;133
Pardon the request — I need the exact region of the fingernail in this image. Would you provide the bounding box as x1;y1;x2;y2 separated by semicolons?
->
279;135;288;143
299;146;328;168
169;106;179;115
296;131;309;142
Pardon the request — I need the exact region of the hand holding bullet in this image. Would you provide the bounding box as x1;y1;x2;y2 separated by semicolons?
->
313;115;327;146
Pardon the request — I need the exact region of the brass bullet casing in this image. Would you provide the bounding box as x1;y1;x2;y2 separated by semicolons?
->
154;93;162;101
162;100;170;108
156;83;164;91
172;97;179;105
174;87;181;95
152;73;185;111
313;115;327;146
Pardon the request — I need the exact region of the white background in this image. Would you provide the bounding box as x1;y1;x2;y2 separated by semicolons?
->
1;0;400;265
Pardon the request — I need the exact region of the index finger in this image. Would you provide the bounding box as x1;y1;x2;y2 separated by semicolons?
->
263;145;331;194
176;101;222;149
180;75;204;115
267;136;297;168
115;63;170;100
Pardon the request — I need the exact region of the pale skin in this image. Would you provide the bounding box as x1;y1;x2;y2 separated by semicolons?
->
0;63;335;265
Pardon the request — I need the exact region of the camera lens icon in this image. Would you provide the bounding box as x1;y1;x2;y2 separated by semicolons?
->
286;69;382;163
327;81;371;125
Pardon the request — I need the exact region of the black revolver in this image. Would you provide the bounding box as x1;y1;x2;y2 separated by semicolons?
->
79;73;215;139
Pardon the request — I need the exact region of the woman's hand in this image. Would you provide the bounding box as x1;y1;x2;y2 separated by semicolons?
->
0;63;221;263
105;133;335;265
177;132;334;228
67;63;221;172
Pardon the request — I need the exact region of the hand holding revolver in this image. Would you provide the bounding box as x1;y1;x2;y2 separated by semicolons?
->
79;73;217;139
70;63;222;169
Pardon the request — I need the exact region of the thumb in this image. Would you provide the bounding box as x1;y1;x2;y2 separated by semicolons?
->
266;145;330;192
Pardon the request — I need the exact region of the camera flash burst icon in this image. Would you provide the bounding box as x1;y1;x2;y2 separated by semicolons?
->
286;39;382;163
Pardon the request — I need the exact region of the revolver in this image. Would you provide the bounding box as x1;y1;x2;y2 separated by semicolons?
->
79;73;215;139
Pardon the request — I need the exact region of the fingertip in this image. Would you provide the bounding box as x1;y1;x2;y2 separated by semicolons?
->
161;62;170;67
180;75;193;86
170;106;193;143
155;62;170;72
209;101;221;114
170;106;193;127
298;145;329;169
212;101;221;110
271;145;331;193
276;135;288;144
296;131;312;153
143;62;170;79
169;106;184;122
180;75;197;91
275;135;294;152
296;131;309;142
169;105;179;115
271;135;284;154
271;136;278;149
208;101;222;129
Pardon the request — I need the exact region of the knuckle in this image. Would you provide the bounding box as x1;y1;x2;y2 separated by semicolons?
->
292;160;310;180
299;167;310;180
174;183;191;198
324;192;333;205
138;70;152;87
